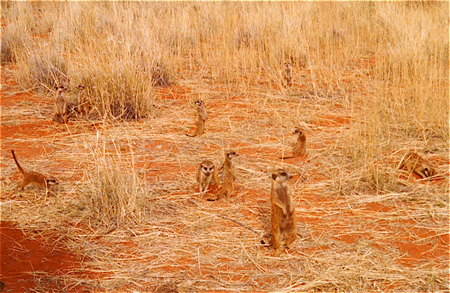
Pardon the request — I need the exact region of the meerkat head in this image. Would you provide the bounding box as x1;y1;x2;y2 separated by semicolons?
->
284;62;291;68
225;150;239;160
47;177;59;185
422;166;435;178
293;127;304;136
271;169;292;182
77;84;85;90
194;100;204;107
56;85;67;92
200;160;215;176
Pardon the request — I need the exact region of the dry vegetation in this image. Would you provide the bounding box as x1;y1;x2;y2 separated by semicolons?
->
1;1;449;292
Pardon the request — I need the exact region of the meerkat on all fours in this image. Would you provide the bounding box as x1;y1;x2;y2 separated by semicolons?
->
196;160;220;195
270;169;297;256
186;99;208;137
399;151;436;179
218;150;239;201
52;85;68;124
282;62;292;87
11;150;58;199
279;127;306;159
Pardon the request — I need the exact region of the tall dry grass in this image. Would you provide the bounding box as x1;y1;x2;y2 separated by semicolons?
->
79;141;145;228
2;2;447;126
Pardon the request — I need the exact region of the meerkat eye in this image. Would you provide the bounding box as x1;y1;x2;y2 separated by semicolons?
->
281;172;287;177
209;167;214;171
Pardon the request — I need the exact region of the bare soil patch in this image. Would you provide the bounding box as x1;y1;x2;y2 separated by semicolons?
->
0;221;93;292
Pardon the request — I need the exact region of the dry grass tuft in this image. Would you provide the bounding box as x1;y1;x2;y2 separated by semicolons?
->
26;53;69;90
80;145;145;228
1;23;30;65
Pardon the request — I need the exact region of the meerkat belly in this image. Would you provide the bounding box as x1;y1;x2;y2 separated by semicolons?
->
280;212;294;230
271;209;282;231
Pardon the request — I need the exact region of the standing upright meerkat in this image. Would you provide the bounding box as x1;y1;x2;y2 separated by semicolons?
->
196;160;221;195
399;151;436;179
52;85;68;124
282;62;292;87
76;84;89;117
270;169;297;256
186;99;208;137
219;150;239;201
279;127;307;159
11;150;58;197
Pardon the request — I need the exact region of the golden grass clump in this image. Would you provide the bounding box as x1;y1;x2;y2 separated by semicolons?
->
80;145;144;228
26;53;69;90
1;23;31;65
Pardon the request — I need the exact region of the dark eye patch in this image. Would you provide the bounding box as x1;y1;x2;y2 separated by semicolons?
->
281;172;287;177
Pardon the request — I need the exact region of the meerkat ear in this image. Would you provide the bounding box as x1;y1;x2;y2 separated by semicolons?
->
272;174;277;180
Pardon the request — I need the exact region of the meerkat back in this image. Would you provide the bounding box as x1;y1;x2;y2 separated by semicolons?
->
186;99;208;137
292;127;306;157
283;62;292;87
220;150;239;200
400;151;435;179
11;150;58;196
53;85;67;124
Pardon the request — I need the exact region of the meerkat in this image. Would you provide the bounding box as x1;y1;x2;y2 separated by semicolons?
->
11;150;58;197
279;127;307;159
52;85;67;124
282;62;292;87
219;150;239;201
76;84;89;117
186;99;208;137
196;160;221;195
270;169;297;256
399;151;436;179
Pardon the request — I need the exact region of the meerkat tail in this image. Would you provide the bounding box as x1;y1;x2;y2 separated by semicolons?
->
11;150;25;175
279;156;295;160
